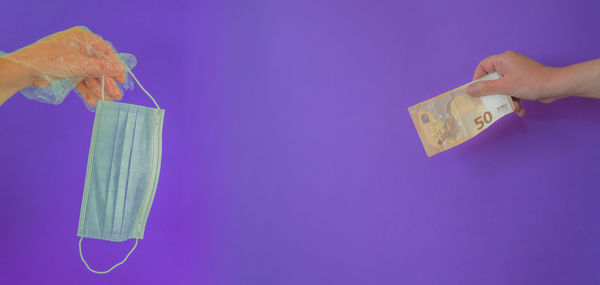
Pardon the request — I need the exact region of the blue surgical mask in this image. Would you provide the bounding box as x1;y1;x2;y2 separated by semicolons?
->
77;71;164;274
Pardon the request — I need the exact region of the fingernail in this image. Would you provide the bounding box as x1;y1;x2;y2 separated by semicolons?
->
467;84;478;96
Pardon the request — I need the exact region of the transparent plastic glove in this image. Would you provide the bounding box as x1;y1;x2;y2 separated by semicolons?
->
0;26;136;111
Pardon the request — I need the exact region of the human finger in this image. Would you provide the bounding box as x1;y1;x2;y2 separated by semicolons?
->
115;71;126;83
92;40;117;58
538;97;560;104
32;78;51;88
73;26;115;57
77;82;97;107
74;56;125;78
105;77;123;100
512;97;525;117
84;77;113;101
466;78;510;97
473;54;502;80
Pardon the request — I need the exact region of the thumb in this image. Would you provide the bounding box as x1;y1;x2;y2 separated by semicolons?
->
467;78;508;97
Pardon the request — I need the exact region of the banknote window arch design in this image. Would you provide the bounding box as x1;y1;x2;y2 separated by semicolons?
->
416;92;482;148
408;72;515;157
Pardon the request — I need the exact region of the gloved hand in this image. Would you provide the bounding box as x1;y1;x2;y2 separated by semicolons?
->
1;26;136;109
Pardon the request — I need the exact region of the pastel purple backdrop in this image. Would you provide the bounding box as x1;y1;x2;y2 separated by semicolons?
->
1;0;600;284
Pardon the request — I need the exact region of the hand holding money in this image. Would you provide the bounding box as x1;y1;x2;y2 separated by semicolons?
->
408;72;515;157
466;50;558;115
409;50;600;157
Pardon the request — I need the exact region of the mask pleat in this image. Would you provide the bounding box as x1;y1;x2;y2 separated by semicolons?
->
112;110;138;240
89;107;120;233
137;114;162;234
123;113;152;237
101;110;129;236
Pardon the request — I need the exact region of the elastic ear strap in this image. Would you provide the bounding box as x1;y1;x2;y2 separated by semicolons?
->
78;237;139;274
101;76;105;101
125;67;160;109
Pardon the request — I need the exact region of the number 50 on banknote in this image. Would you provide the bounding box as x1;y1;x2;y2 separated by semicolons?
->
408;72;515;157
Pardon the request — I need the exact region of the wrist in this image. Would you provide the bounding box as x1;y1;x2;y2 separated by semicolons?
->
0;56;33;90
546;59;600;100
0;55;34;105
540;66;572;101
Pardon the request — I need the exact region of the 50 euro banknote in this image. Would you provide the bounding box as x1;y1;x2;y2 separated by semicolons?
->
408;72;515;157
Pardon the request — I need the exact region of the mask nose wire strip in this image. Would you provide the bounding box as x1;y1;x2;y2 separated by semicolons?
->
79;237;139;274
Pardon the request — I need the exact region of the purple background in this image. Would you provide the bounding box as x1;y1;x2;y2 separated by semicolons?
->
2;0;600;284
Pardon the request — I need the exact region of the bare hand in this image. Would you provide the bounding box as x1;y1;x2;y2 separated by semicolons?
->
466;51;563;117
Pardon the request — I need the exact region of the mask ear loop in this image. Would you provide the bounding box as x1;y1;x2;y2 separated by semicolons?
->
79;237;139;274
98;68;160;109
101;76;105;101
125;67;160;109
